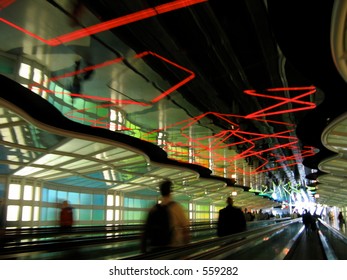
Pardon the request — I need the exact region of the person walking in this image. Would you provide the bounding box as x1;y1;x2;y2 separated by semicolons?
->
217;196;247;237
59;200;74;231
302;209;313;234
338;211;345;232
141;180;190;253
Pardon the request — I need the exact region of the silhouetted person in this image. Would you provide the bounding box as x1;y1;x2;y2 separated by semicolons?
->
302;209;312;234
311;213;318;232
244;208;253;221
328;210;335;226
141;180;190;253
338;211;345;232
60;200;73;231
217;197;246;237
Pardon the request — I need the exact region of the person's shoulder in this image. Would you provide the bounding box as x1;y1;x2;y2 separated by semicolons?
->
148;203;159;213
169;201;183;210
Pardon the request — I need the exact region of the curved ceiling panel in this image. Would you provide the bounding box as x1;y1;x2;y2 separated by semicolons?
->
321;112;347;154
318;155;347;176
1;0;346;208
317;174;347;188
317;112;347;206
0;74;277;208
331;0;347;83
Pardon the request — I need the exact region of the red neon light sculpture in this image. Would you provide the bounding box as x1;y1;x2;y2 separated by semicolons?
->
0;0;207;46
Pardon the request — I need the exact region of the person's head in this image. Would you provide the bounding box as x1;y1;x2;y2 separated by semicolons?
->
160;180;173;197
226;197;233;205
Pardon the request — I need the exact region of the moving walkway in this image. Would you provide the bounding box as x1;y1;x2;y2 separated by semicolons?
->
1;218;346;260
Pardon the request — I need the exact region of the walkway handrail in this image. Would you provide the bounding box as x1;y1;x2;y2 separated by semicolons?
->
126;218;300;260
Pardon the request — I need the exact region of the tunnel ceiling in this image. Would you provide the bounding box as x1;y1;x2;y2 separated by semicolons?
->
1;0;347;205
78;0;346;182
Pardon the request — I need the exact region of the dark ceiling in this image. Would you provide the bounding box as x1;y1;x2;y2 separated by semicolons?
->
267;0;347;169
72;0;346;180
1;0;345;200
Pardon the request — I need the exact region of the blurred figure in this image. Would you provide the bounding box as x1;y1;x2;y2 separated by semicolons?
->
244;208;254;221
292;209;299;218
302;209;312;234
141;180;190;253
256;209;266;220
217;197;246;237
328;210;335;226
310;213;318;232
60;200;74;231
338;211;345;232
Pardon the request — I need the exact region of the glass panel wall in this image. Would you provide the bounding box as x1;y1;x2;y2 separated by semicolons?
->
2;177;219;229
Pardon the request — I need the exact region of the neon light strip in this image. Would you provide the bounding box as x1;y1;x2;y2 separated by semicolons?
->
49;57;125;81
244;87;316;118
0;0;15;10
143;102;317;175
31;51;195;107
0;0;207;46
135;51;195;103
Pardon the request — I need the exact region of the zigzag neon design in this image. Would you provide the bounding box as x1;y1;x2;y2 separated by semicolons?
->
244;86;316;118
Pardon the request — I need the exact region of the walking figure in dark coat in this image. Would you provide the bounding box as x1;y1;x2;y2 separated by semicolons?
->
302;209;313;234
217;197;247;237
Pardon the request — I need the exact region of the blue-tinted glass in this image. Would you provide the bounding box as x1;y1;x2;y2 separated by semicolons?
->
49;82;55;91
79;209;91;220
68;192;79;204
57;191;67;202
47;207;57;221
123;210;145;222
0;55;15;74
142;200;153;208
40;207;47;221
92;210;104;221
125;198;133;207
135;198;146;208
180;202;189;211
123;211;130;220
47;189;57;203
47;95;54;105
80;193;92;205
93;194;105;205
133;211;142;221
41;188;48;202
